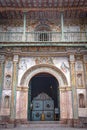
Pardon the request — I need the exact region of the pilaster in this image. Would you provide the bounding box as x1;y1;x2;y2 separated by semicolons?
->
0;55;5;109
61;12;64;41
10;55;19;119
83;55;87;107
23;12;27;41
69;54;78;119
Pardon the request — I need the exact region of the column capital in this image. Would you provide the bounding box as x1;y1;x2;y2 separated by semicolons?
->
69;54;75;62
13;55;19;63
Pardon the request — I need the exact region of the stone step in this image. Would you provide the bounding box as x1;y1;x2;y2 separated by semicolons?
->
17;121;68;128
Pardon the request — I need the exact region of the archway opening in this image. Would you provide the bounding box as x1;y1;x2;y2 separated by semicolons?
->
28;72;60;121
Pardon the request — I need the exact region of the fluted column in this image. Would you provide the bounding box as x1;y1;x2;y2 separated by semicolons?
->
0;55;5;109
69;55;78;119
10;55;18;119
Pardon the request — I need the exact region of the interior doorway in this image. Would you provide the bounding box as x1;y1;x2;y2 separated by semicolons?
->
28;73;60;121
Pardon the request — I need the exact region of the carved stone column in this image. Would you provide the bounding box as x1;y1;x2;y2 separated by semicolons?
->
10;55;18;119
0;55;5;109
69;55;78;119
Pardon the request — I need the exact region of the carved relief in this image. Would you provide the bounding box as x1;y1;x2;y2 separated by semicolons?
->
6;61;12;70
77;73;83;87
35;57;53;64
69;55;75;62
60;62;69;73
21;46;66;52
75;61;83;71
19;59;27;71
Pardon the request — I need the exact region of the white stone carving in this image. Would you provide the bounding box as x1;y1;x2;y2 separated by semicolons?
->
13;55;19;62
69;55;75;62
75;61;83;71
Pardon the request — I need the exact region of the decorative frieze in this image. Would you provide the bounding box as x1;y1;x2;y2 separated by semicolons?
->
35;57;53;64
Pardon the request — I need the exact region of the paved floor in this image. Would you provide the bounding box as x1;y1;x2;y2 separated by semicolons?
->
0;126;87;130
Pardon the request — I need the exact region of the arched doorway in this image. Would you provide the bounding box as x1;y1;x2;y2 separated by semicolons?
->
19;64;68;121
28;73;60;121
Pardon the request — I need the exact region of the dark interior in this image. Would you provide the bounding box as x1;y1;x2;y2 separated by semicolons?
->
30;73;59;108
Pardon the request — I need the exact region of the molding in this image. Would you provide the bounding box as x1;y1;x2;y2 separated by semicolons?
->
0;6;87;12
20;64;68;86
0;43;87;47
17;86;28;92
60;87;72;91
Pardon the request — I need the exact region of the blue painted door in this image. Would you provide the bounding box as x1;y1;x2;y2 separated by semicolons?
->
31;93;54;121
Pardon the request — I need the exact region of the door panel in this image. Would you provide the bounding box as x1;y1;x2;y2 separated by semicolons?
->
32;111;42;121
32;93;54;121
44;100;54;110
44;111;54;121
32;100;43;111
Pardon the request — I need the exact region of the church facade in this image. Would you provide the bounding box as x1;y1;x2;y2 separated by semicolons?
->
0;0;87;127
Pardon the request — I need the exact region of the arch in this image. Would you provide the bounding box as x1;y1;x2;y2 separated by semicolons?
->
35;24;51;31
20;64;68;87
34;24;52;41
